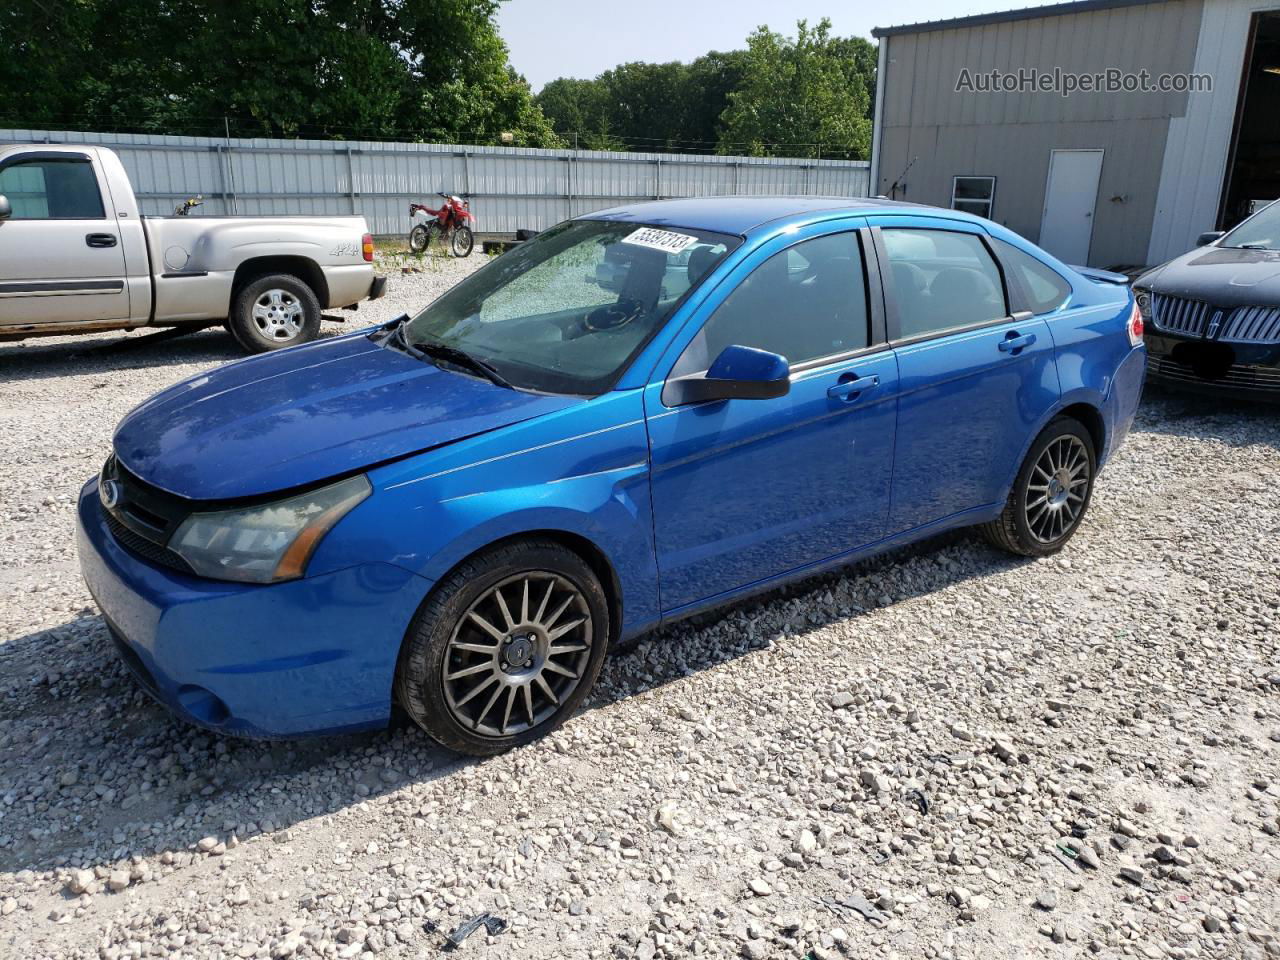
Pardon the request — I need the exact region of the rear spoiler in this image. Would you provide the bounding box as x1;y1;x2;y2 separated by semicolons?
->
1071;265;1131;285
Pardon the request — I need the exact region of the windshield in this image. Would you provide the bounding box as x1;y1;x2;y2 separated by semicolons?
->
403;219;739;394
1221;199;1280;249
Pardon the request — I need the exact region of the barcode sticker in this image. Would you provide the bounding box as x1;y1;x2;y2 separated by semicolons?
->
621;227;699;255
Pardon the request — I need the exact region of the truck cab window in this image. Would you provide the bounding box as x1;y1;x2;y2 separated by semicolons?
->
0;160;105;219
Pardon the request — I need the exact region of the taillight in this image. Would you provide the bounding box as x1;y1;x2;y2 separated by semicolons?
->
362;233;374;263
1128;299;1144;347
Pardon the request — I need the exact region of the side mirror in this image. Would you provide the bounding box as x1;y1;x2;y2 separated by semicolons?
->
1196;230;1223;247
0;195;11;220
668;344;790;405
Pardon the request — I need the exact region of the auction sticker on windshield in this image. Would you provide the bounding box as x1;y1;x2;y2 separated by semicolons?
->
622;227;699;255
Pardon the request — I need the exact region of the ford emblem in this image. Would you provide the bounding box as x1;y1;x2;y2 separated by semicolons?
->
100;478;122;510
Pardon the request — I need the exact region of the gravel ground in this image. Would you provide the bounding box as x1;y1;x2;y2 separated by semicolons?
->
1;253;1278;960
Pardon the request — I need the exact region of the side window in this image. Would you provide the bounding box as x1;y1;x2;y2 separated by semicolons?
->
0;159;105;219
991;238;1072;314
881;228;1007;339
672;232;869;376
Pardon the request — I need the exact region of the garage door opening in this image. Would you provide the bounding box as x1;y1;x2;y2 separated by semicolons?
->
1219;11;1280;229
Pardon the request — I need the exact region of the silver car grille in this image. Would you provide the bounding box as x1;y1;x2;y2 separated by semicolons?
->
1150;294;1214;336
1151;293;1280;343
1217;304;1280;343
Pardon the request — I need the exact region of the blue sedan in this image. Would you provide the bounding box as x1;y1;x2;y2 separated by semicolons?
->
78;198;1146;753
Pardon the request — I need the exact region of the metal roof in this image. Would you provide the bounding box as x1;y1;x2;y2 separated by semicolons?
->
582;196;922;235
872;0;1168;38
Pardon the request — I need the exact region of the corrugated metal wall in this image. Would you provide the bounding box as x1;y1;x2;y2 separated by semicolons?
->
0;129;870;236
873;0;1207;266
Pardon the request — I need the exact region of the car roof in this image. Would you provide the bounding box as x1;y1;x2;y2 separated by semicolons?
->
581;196;932;236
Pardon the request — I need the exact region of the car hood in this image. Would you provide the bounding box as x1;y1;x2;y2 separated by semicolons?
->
1140;245;1280;307
113;333;582;500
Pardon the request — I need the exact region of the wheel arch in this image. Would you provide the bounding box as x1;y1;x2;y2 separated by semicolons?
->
231;256;330;311
997;393;1106;503
410;527;625;656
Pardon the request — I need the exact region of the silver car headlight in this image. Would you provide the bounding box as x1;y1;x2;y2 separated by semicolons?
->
170;475;371;584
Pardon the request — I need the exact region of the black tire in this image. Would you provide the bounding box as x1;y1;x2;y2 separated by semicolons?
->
451;225;474;258
394;539;610;756
982;416;1096;557
228;273;321;353
408;224;431;254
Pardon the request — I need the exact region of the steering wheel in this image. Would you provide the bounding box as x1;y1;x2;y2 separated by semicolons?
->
583;298;644;333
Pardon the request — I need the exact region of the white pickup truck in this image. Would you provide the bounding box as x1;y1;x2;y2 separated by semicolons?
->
0;144;386;352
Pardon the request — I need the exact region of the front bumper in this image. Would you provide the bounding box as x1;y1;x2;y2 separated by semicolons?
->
1144;332;1280;399
76;479;431;738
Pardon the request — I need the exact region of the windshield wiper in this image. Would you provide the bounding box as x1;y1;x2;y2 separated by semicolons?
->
410;332;513;389
1235;241;1275;250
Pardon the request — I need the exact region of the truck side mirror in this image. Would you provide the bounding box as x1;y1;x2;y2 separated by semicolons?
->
0;195;11;220
1195;230;1223;247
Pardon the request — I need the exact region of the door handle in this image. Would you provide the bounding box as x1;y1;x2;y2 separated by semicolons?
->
827;373;880;401
85;233;117;248
998;332;1037;353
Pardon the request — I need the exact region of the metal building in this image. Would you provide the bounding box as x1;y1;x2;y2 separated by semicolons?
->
869;0;1280;268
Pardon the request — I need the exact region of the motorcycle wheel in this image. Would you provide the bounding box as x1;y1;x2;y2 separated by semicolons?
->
451;225;474;258
409;224;430;254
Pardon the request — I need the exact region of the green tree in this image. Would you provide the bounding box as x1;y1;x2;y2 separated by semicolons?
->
1;0;558;146
536;78;623;150
718;19;871;160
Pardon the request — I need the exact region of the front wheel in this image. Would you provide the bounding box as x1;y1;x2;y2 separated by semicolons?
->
982;417;1096;557
394;540;609;755
451;224;474;258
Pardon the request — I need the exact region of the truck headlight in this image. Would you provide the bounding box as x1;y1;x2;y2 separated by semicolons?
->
171;475;371;584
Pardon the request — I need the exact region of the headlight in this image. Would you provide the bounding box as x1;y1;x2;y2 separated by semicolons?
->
1133;287;1152;321
170;475;371;584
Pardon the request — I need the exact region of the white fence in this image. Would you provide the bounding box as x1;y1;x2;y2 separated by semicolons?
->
0;129;871;236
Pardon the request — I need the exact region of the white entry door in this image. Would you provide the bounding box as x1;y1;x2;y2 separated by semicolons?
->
1039;149;1104;265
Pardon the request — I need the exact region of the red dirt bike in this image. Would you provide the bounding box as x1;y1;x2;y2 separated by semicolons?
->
408;193;475;257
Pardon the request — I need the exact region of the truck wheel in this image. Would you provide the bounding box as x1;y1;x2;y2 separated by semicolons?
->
229;274;321;353
394;539;609;756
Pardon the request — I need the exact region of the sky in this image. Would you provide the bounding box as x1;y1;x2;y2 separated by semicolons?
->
497;0;1062;91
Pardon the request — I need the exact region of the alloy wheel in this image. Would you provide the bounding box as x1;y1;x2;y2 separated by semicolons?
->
441;572;593;738
1025;435;1090;543
251;289;304;341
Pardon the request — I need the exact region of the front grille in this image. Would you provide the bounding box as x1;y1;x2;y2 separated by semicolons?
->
1218;305;1280;343
99;456;195;574
1150;294;1214;336
1151;294;1280;344
1148;354;1280;392
103;510;194;573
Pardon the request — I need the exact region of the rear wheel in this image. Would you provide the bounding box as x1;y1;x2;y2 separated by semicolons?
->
408;224;432;254
228;273;321;353
982;417;1096;557
451;225;474;258
395;540;609;755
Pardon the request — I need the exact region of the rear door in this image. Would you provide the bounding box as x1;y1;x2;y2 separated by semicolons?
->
0;150;129;325
870;217;1060;533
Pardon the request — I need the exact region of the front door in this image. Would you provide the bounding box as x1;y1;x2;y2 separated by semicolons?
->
645;226;899;612
873;222;1059;533
0;152;129;325
1038;149;1103;265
